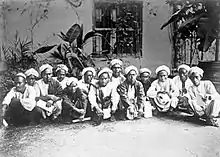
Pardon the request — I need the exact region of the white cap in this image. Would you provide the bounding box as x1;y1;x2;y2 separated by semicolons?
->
177;64;190;72
139;68;151;75
81;67;96;77
66;77;78;86
39;64;53;74
189;66;204;77
110;59;123;68
56;64;68;73
155;65;170;75
125;65;138;75
97;67;112;78
16;72;26;79
25;68;39;77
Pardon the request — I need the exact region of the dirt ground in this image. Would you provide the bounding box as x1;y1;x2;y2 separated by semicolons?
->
0;116;220;157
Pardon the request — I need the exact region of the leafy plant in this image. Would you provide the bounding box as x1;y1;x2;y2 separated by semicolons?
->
50;23;102;77
0;31;56;100
161;0;220;52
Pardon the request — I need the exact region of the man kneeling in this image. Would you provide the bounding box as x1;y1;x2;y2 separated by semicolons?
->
1;73;38;126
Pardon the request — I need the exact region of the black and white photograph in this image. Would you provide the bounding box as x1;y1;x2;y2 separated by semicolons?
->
0;0;220;156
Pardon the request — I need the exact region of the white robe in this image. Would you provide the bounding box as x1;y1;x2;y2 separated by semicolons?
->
34;79;62;118
88;81;120;119
147;78;179;112
188;80;220;117
2;85;36;111
172;76;193;96
53;77;69;89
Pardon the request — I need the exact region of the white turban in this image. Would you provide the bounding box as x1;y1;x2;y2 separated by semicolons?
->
189;66;204;77
16;72;26;79
177;64;190;72
125;65;138;75
25;68;39;77
97;67;112;78
66;77;78;86
110;59;123;68
56;64;68;73
81;67;96;77
155;65;170;75
139;68;151;75
39;64;53;74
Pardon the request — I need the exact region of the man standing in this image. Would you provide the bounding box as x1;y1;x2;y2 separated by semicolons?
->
117;65;145;120
1;73;37;126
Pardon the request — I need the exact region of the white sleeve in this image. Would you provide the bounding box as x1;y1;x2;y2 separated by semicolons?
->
2;88;15;106
34;82;41;97
146;80;158;98
169;79;179;98
88;85;99;110
111;83;120;111
20;86;36;111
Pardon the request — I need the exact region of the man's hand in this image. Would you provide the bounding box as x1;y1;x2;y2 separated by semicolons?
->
111;110;116;114
37;96;51;102
78;109;86;115
1;104;8;127
95;107;103;116
48;95;59;101
2;104;8;117
46;101;53;107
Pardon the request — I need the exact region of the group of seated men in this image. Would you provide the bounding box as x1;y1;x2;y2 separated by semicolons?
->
1;59;220;127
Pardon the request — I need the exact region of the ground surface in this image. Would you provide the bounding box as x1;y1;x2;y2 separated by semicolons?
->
0;116;220;157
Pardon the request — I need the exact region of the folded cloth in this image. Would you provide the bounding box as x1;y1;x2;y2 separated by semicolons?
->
36;99;54;113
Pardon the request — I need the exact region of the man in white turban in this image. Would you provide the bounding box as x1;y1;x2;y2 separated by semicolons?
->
109;59;125;86
172;64;193;114
188;66;220;127
34;64;63;121
53;64;70;89
147;65;179;115
139;68;152;96
78;67;97;94
117;65;145;120
25;68;39;86
62;77;90;122
1;73;38;126
88;67;120;125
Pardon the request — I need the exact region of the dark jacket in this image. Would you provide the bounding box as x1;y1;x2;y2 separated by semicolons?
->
117;79;145;109
47;78;63;97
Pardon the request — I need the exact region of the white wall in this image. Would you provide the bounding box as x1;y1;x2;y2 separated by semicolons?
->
1;0;172;76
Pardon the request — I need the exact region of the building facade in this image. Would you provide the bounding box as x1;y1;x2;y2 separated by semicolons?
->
0;0;173;76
